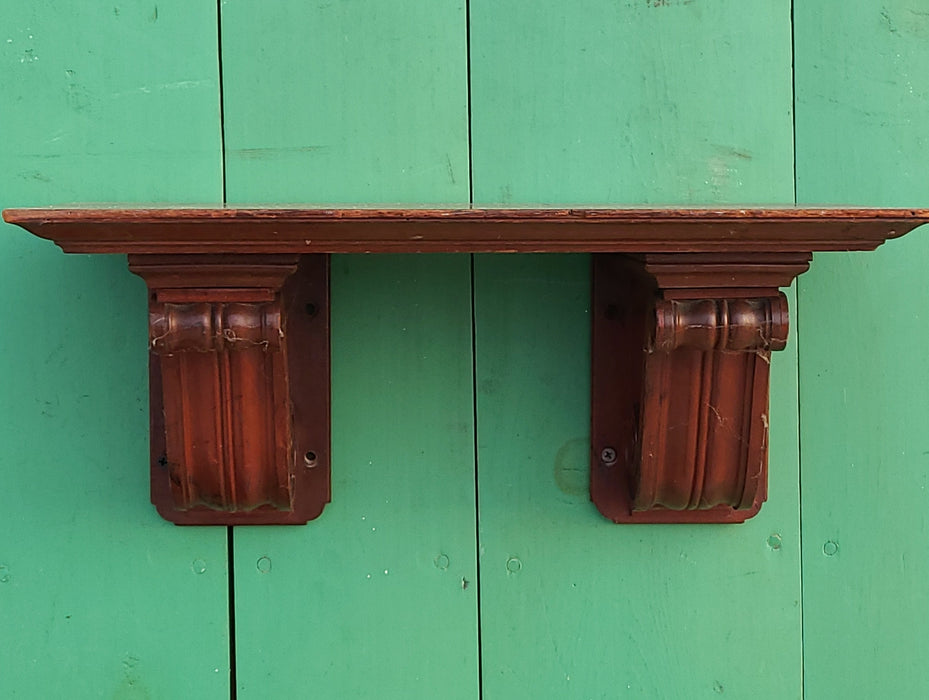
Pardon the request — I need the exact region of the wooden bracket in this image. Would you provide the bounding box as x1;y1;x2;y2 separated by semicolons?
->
129;254;330;525
591;253;807;523
3;207;927;525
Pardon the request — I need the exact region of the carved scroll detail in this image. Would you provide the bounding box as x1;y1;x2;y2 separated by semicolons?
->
151;302;283;353
652;296;788;352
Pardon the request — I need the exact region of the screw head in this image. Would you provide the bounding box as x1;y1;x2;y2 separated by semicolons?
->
600;447;617;465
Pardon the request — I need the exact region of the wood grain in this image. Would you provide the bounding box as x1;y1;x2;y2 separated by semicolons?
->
4;207;928;254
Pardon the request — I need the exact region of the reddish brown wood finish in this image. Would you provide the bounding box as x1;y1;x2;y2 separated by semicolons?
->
130;254;329;525
4;207;929;254
3;207;927;525
591;254;805;523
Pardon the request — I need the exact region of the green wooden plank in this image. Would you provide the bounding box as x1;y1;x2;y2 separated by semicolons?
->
231;255;479;698
0;2;228;697
794;2;929;696
474;255;801;699
470;2;800;696
795;1;929;208
220;0;469;205
220;2;477;696
469;0;794;206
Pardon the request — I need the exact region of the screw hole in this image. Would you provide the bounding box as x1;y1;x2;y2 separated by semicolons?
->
304;451;318;468
305;302;318;317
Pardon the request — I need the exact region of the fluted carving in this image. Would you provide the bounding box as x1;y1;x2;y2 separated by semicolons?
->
151;300;291;512
150;302;283;353
633;343;771;513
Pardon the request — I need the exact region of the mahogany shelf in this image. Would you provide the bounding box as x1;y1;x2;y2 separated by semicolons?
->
4;207;928;525
5;206;927;253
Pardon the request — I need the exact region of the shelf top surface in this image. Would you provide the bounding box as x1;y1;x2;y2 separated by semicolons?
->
5;206;929;254
6;205;929;220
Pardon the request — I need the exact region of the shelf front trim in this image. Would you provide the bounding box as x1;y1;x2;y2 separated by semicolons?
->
5;207;927;254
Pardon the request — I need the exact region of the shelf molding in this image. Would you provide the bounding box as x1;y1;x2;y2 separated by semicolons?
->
4;207;928;525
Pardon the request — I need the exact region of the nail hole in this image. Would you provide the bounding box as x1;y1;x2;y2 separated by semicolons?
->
305;302;318;317
304;451;318;468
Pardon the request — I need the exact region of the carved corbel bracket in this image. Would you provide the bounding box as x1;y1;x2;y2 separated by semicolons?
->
129;254;329;525
591;253;808;523
3;207;927;525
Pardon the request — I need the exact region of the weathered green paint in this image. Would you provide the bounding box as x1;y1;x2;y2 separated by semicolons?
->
469;1;800;696
230;255;479;698
219;2;477;696
220;0;469;205
0;2;228;697
472;256;801;698
795;2;929;697
3;1;929;697
469;0;794;206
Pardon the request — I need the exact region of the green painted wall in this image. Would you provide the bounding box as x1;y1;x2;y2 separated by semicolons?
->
0;3;229;698
795;2;929;696
1;1;926;698
469;3;799;697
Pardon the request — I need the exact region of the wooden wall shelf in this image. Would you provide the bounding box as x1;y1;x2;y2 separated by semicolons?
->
4;207;928;525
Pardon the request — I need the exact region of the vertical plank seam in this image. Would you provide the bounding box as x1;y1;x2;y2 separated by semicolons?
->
226;526;237;700
217;0;228;203
215;1;236;697
466;1;483;697
790;0;798;207
466;0;474;206
789;1;807;698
